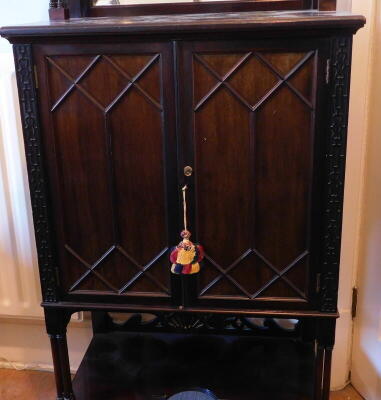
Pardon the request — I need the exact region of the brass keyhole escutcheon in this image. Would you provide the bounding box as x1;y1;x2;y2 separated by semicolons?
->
184;166;193;177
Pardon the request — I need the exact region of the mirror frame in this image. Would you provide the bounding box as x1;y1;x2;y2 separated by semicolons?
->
65;0;337;18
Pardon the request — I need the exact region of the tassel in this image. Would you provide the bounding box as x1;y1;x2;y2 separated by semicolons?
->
170;185;204;275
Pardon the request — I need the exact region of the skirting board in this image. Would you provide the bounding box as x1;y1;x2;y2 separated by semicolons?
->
0;360;76;375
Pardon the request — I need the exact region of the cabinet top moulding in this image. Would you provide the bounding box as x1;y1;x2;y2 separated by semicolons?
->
0;11;365;41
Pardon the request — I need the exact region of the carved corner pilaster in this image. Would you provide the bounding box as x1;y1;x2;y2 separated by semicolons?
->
13;44;60;303
320;36;352;313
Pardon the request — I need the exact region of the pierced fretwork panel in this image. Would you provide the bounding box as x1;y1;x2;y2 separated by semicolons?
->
45;50;171;297
192;49;316;301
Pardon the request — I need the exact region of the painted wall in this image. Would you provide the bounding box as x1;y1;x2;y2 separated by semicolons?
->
351;0;381;398
0;1;48;53
330;0;375;390
0;0;91;372
0;0;377;391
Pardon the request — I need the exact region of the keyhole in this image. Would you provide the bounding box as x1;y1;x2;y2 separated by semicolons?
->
184;166;193;177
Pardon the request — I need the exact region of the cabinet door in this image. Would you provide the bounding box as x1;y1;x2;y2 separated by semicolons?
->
35;43;177;305
178;40;329;310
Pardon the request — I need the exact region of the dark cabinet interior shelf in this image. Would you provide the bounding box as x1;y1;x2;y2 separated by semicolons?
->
73;331;315;400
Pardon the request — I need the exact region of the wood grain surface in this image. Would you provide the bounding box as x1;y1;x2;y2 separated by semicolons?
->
0;11;365;40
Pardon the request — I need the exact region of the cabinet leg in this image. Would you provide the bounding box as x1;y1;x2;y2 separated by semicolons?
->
45;309;75;400
322;347;333;400
314;319;336;400
314;344;324;400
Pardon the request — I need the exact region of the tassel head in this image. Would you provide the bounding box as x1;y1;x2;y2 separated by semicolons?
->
170;185;204;274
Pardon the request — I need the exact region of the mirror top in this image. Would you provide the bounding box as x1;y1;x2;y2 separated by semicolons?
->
94;0;229;4
52;0;339;19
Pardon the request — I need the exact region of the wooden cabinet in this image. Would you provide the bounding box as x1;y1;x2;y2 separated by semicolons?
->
35;39;328;311
35;42;177;306
34;38;329;312
1;10;364;400
178;39;327;311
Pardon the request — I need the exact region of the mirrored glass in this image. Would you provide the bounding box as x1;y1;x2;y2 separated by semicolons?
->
93;0;225;5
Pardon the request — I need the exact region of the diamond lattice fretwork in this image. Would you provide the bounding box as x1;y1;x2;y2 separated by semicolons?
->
200;249;309;299
46;52;169;296
66;244;169;295
194;50;315;111
195;50;316;300
47;53;162;112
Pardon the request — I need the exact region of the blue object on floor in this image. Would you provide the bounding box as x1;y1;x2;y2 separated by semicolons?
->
168;388;218;400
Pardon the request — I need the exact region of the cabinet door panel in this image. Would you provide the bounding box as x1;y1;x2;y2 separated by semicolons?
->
36;43;177;304
179;40;328;310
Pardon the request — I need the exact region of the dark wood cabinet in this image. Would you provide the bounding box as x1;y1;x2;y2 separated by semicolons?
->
35;42;177;306
178;39;328;311
1;9;364;400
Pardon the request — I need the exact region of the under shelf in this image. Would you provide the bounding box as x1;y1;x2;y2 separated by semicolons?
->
72;331;315;400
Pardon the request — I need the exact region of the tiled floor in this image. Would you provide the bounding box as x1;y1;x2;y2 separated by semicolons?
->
0;369;364;400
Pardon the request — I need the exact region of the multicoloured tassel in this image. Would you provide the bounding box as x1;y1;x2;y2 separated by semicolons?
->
170;186;204;275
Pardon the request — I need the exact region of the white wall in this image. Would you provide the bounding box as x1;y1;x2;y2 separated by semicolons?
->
350;0;381;398
0;0;91;372
0;1;48;53
0;0;376;391
330;0;375;390
0;2;49;319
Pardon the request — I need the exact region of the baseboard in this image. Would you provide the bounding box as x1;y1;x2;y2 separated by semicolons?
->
331;380;351;392
0;360;77;374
